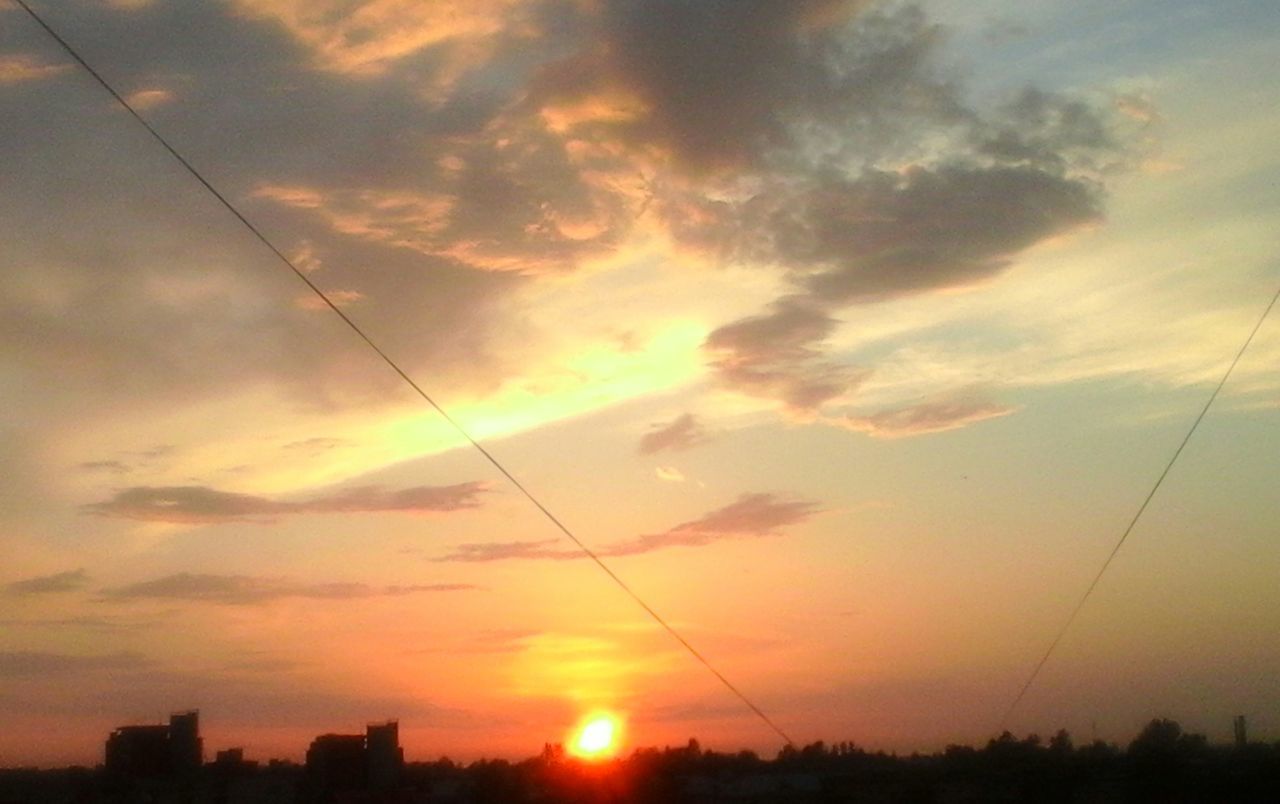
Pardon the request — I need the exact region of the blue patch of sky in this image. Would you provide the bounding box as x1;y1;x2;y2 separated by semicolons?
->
925;0;1280;97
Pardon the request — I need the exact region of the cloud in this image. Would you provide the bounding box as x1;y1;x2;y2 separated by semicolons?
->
638;413;710;454
0;615;160;633
252;114;645;276
705;300;870;412
531;0;875;172
0;651;154;678
603;492;820;556
281;436;351;451
432;539;581;563
434;492;820;562
4;569;90;595
833;394;1018;438
78;460;131;474
0;54;71;85
613;6;1122;412
763;165;1102;305
83;481;488;524
294;288;364;310
123;88;175;110
100;572;476;604
227;0;525;78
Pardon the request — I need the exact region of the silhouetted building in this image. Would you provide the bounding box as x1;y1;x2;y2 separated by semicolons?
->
304;721;403;794
168;710;203;772
1234;714;1248;747
366;721;403;791
105;710;203;778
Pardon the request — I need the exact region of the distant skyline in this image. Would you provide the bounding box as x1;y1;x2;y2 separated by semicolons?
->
2;0;1279;767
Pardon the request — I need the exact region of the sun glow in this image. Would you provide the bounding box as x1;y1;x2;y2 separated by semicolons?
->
568;712;623;760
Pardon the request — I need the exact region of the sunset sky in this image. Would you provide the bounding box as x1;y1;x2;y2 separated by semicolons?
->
2;0;1278;767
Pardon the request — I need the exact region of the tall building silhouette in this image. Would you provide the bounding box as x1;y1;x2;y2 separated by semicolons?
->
105;710;203;778
366;720;403;791
304;720;403;794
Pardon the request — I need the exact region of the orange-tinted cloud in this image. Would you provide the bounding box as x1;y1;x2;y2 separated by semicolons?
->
123;88;174;110
0;54;71;85
228;0;526;78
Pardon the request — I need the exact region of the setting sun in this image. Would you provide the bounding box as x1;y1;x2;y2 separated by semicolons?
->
569;712;623;759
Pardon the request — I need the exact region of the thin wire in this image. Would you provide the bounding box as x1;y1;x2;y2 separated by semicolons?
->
999;278;1280;732
13;0;795;747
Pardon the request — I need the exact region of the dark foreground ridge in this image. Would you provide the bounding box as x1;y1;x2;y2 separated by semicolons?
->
3;715;1280;803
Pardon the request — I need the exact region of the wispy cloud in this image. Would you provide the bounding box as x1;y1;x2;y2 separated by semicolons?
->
100;573;476;605
833;395;1018;438
431;540;581;563
603;492;821;557
638;413;711;454
0;651;154;678
4;569;90;595
123;88;174;110
434;493;820;562
0;54;71;85
77;460;131;474
83;482;488;524
294;289;364;310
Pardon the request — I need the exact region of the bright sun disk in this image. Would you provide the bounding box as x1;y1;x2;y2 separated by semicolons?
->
570;712;621;759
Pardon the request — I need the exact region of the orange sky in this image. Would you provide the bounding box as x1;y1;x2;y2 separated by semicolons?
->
2;0;1279;767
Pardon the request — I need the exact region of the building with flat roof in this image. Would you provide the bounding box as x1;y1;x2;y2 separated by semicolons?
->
304;721;403;794
104;710;203;778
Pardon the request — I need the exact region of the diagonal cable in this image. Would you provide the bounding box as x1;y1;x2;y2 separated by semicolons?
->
12;0;795;746
999;277;1280;732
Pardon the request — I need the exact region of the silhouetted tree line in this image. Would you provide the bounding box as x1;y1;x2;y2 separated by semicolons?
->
4;719;1280;802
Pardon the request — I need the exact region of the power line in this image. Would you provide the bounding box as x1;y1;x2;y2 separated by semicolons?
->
999;277;1280;732
12;0;795;747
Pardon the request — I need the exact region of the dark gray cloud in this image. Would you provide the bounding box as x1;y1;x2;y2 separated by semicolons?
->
762;165;1101;304
637;413;710;454
0;650;154;678
435;492;819;562
4;568;90;595
100;572;476;605
834;394;1017;438
684;83;1119;410
84;481;488;524
595;0;869;171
